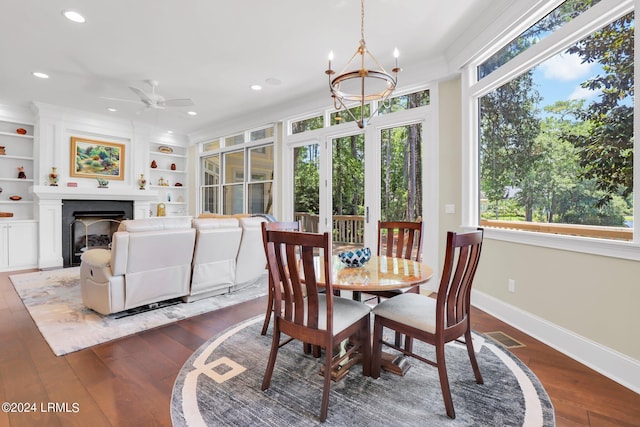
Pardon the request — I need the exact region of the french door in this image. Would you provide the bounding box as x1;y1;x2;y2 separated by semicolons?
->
328;122;424;254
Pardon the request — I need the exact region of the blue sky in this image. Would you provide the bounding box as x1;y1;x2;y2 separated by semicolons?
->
532;50;602;109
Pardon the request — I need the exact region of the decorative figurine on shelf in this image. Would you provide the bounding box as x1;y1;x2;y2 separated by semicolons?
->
17;166;26;179
158;177;166;186
96;177;109;188
0;146;5;155
151;160;158;168
48;166;59;186
170;163;177;170
138;173;147;190
157;203;166;217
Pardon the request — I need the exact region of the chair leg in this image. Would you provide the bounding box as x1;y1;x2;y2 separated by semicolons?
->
360;317;371;377
371;316;383;378
436;342;456;419
320;344;333;422
261;328;281;391
464;329;484;384
260;286;274;336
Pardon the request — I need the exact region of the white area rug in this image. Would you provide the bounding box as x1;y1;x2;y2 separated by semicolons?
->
10;267;268;356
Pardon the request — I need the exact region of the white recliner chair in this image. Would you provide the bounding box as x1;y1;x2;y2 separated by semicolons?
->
186;217;243;302
234;216;268;289
80;217;196;315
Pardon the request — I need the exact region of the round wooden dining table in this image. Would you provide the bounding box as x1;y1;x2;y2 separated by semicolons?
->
310;254;434;378
329;254;434;293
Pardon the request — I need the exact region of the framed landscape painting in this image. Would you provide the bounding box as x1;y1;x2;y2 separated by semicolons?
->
70;137;125;180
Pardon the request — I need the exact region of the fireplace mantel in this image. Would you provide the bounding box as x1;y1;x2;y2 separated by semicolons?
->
31;185;159;269
31;185;159;201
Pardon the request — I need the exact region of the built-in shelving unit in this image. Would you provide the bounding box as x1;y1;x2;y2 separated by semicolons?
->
0;119;37;271
0;120;34;220
148;141;188;217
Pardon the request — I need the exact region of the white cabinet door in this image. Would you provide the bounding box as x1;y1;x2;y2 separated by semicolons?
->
6;222;37;269
0;224;8;269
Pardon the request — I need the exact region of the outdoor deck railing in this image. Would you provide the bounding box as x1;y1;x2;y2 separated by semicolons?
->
294;212;365;244
480;219;633;240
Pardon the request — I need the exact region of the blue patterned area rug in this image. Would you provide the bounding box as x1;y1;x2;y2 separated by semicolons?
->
10;267;268;356
171;316;555;426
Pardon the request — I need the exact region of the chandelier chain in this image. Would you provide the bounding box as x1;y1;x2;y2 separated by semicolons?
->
360;0;365;43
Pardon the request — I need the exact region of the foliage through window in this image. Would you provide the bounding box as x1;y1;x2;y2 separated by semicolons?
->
478;0;602;79
478;5;633;240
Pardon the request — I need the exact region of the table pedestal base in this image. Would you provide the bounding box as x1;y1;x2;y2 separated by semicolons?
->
381;352;411;376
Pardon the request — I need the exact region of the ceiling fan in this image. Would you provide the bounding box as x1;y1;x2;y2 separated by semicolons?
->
103;80;194;110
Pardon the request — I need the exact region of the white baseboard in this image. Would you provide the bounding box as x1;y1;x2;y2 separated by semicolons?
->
472;289;640;394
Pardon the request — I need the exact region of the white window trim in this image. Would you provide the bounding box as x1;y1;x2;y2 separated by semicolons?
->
462;0;640;261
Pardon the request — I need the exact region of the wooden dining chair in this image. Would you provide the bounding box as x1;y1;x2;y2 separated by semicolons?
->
371;228;484;419
367;220;423;302
260;220;301;336
261;227;371;422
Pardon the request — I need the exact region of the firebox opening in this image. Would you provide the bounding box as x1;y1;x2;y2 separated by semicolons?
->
62;200;134;267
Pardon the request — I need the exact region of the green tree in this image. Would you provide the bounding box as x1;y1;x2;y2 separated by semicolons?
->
563;12;634;206
480;72;542;220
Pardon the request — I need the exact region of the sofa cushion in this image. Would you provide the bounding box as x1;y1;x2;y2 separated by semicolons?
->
118;217;191;232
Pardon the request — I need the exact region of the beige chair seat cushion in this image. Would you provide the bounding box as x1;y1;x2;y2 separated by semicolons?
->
372;292;436;334
310;294;371;333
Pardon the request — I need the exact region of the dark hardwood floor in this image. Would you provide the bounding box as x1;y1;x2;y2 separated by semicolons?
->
1;269;638;426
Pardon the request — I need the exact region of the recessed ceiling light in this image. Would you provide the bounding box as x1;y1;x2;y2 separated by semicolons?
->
32;72;49;79
187;111;197;116
251;84;263;91
167;130;173;134
106;107;117;112
62;10;86;23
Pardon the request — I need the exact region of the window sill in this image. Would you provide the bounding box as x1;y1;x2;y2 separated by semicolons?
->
482;227;640;261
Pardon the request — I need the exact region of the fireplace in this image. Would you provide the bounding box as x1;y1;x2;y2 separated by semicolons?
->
62;200;134;267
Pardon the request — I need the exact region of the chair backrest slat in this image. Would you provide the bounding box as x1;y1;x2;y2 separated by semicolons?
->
437;228;483;331
377;220;423;262
263;226;333;333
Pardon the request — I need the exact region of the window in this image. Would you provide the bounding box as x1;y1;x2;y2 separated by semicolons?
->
478;0;602;79
467;0;635;251
199;125;274;215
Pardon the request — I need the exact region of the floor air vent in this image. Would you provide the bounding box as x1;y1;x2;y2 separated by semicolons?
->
485;331;525;349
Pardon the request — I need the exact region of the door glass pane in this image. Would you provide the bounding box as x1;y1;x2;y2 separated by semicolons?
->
380;124;423;258
293;144;320;232
380;124;423;221
332;134;365;253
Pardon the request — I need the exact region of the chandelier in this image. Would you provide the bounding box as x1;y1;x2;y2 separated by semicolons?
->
325;0;401;129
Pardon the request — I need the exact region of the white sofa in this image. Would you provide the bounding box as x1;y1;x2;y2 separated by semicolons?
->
79;216;268;314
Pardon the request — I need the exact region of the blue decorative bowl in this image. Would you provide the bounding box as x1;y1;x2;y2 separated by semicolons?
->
338;247;371;268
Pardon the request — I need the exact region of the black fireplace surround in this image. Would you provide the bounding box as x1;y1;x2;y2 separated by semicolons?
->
62;200;133;267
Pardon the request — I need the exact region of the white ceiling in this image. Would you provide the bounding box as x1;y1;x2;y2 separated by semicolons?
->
0;0;513;135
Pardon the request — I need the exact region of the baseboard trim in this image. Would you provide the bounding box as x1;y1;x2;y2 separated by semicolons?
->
472;289;640;394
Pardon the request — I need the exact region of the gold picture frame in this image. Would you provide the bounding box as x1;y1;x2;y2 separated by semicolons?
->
70;137;125;180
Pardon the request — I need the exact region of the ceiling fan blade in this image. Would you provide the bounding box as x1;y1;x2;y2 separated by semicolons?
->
163;98;195;107
129;86;154;105
99;96;141;104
